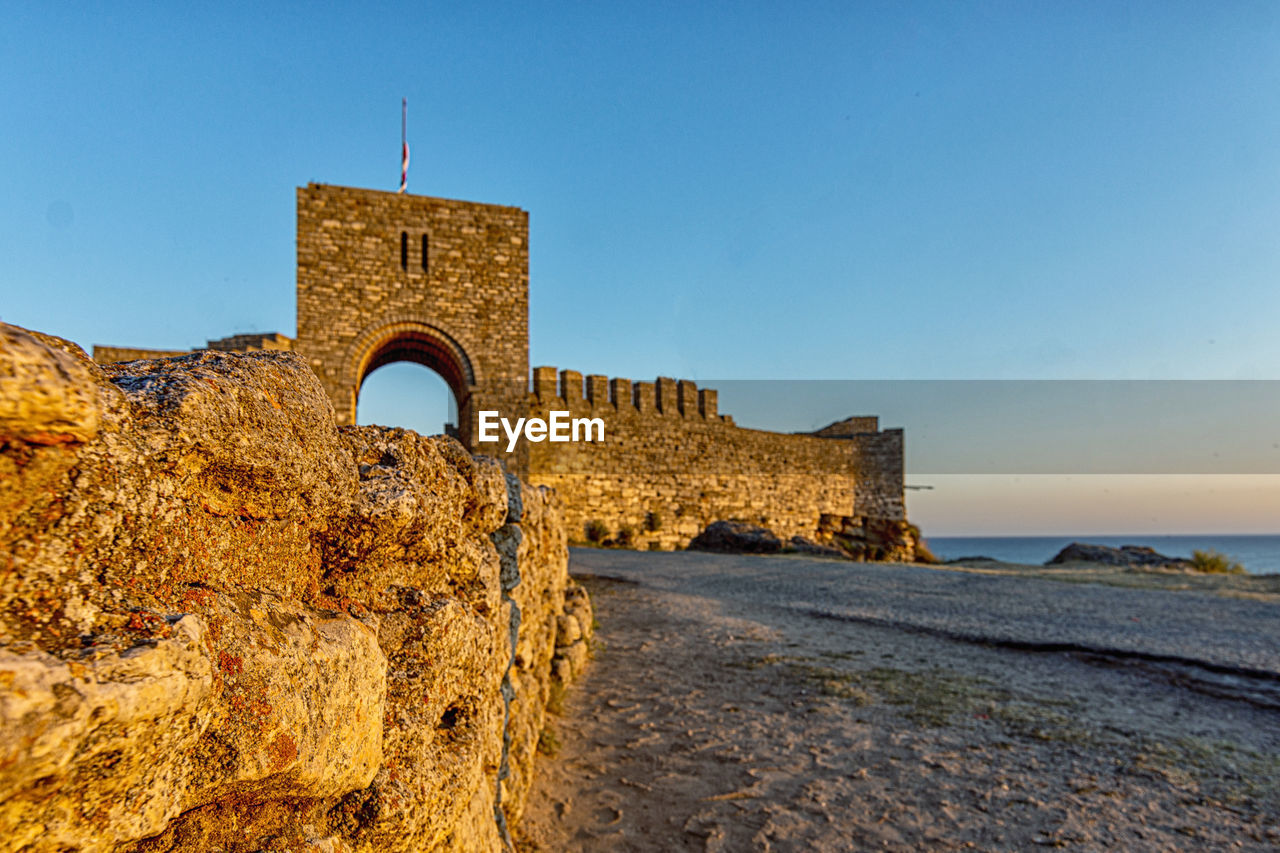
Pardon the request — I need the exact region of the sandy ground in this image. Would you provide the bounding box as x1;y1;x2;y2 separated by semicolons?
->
514;550;1280;851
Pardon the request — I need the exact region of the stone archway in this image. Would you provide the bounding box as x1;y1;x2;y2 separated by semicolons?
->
346;319;477;442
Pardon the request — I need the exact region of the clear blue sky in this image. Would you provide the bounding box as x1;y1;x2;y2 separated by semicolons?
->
4;2;1279;534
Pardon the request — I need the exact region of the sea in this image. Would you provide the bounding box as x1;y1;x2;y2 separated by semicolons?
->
926;534;1280;575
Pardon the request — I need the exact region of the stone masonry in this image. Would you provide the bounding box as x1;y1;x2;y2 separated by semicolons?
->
94;183;907;550
296;183;529;452
525;367;904;549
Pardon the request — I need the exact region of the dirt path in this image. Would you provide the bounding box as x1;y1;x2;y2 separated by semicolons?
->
515;552;1280;851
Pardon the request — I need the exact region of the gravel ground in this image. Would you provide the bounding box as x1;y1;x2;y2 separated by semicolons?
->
576;549;1280;681
515;549;1280;851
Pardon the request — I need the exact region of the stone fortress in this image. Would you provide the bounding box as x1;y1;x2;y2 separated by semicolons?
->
96;183;908;552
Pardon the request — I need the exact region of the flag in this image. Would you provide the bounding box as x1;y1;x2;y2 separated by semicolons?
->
399;97;409;193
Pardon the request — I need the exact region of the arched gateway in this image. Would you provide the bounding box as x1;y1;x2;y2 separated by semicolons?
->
346;319;475;436
294;184;529;453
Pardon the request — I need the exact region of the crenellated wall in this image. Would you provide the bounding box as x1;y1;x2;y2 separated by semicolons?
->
0;323;587;853
94;334;294;365
92;344;194;363
523;367;904;550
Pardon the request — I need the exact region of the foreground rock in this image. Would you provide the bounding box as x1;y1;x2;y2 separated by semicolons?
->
0;323;586;852
1047;542;1190;569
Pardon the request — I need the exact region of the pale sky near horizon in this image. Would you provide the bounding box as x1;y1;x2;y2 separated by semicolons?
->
3;2;1278;535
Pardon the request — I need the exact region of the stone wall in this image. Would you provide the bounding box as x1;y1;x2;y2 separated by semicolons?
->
90;183;909;552
0;323;585;852
93;334;294;366
92;345;194;363
850;428;906;520
522;367;905;550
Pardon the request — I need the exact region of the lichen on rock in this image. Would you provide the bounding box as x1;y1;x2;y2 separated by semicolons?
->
0;323;589;852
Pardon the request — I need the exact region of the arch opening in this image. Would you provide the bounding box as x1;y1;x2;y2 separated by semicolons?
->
357;362;459;437
354;327;474;441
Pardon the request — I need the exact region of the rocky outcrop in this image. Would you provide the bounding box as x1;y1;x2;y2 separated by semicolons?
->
814;514;932;563
0;323;585;852
1047;542;1190;569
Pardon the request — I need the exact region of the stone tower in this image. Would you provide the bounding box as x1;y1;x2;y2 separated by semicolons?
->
293;183;530;453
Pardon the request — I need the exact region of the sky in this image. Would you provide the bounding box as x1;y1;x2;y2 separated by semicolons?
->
3;1;1279;535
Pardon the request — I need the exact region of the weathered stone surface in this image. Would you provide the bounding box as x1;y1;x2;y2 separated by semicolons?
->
497;481;573;828
0;323;586;852
0;324;104;445
563;581;594;643
687;520;783;554
327;426;504;614
558;640;589;681
556;614;582;646
350;591;503;852
103;349;358;521
0;615;213;852
192;591;386;801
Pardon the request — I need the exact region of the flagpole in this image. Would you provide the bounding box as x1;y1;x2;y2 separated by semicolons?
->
399;98;408;194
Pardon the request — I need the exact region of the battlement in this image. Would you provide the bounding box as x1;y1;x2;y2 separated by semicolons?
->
207;332;294;352
93;333;294;365
809;415;881;437
92;345;192;364
523;364;904;549
531;366;721;420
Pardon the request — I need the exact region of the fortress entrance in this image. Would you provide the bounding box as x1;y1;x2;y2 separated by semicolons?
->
353;324;470;439
293;184;530;460
98;180;905;537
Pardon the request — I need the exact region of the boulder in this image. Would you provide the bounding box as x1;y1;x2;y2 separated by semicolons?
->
1047;542;1190;568
687;520;782;554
